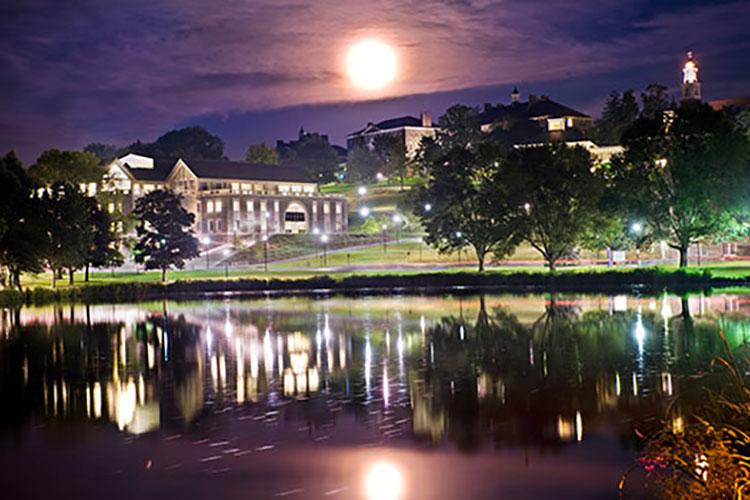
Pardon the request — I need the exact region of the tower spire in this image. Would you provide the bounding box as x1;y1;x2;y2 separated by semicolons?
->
681;51;701;101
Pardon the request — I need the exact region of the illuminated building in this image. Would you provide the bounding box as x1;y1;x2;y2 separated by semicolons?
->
681;51;702;101
102;154;348;242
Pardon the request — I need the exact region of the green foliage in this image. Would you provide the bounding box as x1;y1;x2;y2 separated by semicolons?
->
40;183;94;285
592;89;639;145
278;131;339;183
244;143;279;164
28;149;102;185
346;145;381;183
124;126;224;160
415;106;523;271
132;190;199;281
0;152;48;289
640;83;673;119
614;100;750;267
372;134;407;189
504;144;606;271
85;197;124;272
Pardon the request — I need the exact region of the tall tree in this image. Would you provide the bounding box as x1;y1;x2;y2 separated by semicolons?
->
133;190;199;281
504;144;606;271
613;101;750;267
373;134;408;190
640;84;672;119
84;197;123;281
346;144;381;183
592;90;639;145
40;183;93;286
0;152;48;290
278;132;339;184
125;126;225;160
416;109;523;271
28;150;103;186
245;143;279;164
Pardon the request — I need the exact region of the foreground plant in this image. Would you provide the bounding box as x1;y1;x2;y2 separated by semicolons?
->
622;332;750;498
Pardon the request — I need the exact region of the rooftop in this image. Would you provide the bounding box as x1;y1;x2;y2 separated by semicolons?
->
121;157;315;183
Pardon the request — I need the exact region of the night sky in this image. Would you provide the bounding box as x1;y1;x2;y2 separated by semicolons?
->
1;0;749;163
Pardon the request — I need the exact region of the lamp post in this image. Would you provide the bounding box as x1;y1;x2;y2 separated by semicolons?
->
631;223;643;266
201;236;211;269
392;214;402;243
262;235;269;272
321;234;329;267
382;224;388;253
455;231;463;265
223;248;230;278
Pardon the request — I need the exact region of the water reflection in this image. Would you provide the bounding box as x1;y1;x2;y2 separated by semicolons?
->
1;294;750;453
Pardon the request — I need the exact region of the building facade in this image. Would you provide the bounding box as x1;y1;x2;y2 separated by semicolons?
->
346;112;438;159
103;154;347;242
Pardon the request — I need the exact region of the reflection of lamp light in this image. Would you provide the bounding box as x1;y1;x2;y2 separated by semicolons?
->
365;462;403;500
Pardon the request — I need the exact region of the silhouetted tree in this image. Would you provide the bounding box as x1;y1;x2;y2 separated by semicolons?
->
28;149;103;185
640;84;673;119
124;126;225;160
244;143;279;164
133;190;199;281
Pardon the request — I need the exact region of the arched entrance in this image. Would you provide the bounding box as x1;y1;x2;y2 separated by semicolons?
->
284;202;309;233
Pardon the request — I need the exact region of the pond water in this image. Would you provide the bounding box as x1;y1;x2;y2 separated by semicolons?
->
1;293;748;499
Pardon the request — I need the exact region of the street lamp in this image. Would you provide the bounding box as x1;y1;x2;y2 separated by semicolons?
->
382;224;388;253
357;186;367;196
223;248;230;278
424;203;432;212
631;223;643;266
262;235;269;272
320;234;329;266
455;231;463;265
392;214;403;243
201;236;211;269
358;206;371;218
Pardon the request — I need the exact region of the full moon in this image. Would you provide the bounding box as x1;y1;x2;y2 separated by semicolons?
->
346;40;397;90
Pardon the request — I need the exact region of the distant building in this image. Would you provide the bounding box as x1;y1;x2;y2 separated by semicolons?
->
681;51;702;102
479;90;623;164
103;154;347;241
346;112;438;158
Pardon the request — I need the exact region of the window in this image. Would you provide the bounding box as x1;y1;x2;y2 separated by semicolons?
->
233;199;240;212
291;185;302;193
217;219;223;231
241;183;251;193
231;183;240;193
207;200;214;213
246;200;253;212
323;202;330;214
108;202;115;213
208;220;214;232
215;200;223;212
285;212;305;222
303;185;314;193
278;185;290;192
235;220;240;230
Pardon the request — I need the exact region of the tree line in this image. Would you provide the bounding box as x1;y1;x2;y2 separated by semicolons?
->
415;99;750;271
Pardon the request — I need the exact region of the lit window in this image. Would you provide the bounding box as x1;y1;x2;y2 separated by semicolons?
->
207;200;214;213
278;185;290;192
547;118;565;131
108;202;115;213
231;183;240;193
291;185;301;193
233;199;240;212
303;186;314;193
215;200;223;212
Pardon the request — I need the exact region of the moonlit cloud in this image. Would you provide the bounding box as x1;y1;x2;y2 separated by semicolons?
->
0;0;748;161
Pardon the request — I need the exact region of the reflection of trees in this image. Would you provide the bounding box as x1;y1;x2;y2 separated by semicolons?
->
422;295;742;452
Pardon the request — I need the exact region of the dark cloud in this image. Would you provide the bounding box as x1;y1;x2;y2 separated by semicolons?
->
0;0;748;162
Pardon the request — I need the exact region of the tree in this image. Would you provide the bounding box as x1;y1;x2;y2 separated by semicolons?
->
84;198;123;281
125;126;225;160
84;143;119;164
346;144;381;183
28;150;103;186
640;84;672;119
504;144;606;271
133;190;199;281
245;143;279;164
0;152;48;290
613;101;750;267
40;184;93;286
278;132;339;184
415;108;523;271
373;134;408;190
592;90;639;145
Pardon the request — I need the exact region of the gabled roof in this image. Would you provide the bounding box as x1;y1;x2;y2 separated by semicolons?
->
348;115;433;136
121;158;175;182
479;98;590;126
181;159;315;183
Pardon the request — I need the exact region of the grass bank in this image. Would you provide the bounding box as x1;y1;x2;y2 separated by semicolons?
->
3;267;749;307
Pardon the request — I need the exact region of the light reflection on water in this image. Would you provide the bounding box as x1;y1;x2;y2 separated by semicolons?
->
1;293;750;498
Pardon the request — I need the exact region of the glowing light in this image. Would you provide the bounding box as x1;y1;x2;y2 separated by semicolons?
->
359;206;371;217
358;186;368;196
347;40;397;90
365;462;403;500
